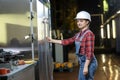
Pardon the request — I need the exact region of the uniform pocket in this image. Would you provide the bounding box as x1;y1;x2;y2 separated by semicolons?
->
79;55;86;62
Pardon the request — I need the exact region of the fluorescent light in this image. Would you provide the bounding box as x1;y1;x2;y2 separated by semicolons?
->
101;28;104;39
117;10;120;14
112;20;116;39
100;25;104;39
107;24;110;39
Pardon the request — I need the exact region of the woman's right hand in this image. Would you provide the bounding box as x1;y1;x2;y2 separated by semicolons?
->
46;37;52;43
46;37;62;44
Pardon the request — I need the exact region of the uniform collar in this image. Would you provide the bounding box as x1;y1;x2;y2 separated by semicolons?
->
80;28;89;36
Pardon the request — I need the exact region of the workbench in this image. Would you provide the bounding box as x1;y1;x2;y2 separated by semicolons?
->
0;62;36;80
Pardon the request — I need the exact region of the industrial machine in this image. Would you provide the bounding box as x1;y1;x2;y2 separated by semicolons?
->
0;48;36;80
0;49;24;63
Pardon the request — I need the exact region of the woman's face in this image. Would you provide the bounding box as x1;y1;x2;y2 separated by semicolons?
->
76;19;89;29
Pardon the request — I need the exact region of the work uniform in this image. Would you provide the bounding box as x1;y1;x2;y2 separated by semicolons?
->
62;29;98;80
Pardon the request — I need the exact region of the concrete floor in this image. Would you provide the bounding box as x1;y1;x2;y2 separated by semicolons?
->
53;53;120;80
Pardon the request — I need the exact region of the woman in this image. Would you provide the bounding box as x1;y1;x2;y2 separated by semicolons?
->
47;11;98;80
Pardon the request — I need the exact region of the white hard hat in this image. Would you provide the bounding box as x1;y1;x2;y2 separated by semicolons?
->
75;11;91;21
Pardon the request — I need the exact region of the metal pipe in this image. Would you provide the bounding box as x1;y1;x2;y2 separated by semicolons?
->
29;0;35;61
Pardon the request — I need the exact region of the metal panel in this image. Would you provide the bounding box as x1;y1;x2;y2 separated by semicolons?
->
0;0;53;80
37;1;53;80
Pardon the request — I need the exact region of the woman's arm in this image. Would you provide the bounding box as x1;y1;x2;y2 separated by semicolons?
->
83;32;95;75
46;37;62;44
83;59;91;75
46;34;76;45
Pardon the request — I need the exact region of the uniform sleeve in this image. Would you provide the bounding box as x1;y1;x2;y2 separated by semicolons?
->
85;32;95;60
61;36;76;45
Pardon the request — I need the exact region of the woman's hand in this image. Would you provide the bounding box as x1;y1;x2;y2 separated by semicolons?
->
46;37;53;43
83;66;88;75
46;37;62;44
83;59;90;75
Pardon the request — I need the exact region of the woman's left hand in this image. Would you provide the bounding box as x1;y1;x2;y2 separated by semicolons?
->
83;66;88;75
